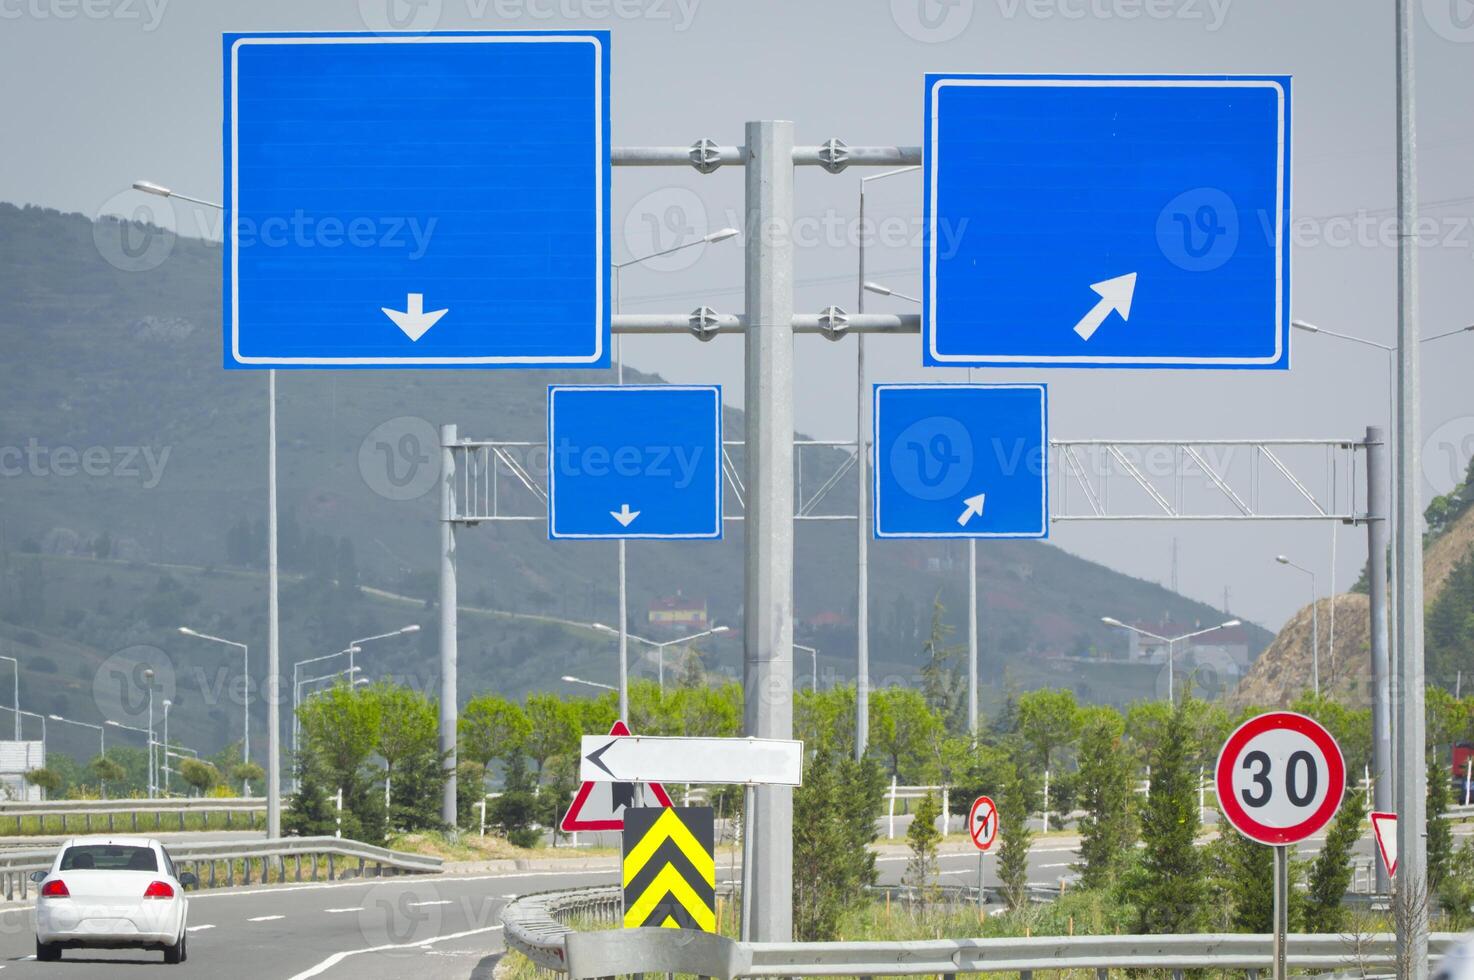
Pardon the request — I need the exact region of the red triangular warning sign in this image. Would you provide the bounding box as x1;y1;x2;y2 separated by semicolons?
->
560;721;673;832
1371;811;1398;877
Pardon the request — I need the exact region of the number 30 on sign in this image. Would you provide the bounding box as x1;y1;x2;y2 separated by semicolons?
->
1215;711;1345;846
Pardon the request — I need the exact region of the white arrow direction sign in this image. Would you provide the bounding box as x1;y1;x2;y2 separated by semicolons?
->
1071;272;1137;341
580;735;803;786
610;503;640;527
382;293;449;342
956;493;986;526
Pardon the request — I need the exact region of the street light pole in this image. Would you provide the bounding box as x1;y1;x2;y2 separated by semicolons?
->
855;166;920;762
794;644;819;691
595;624;730;693
161;700;171;795
134;179;279;835
178;627;249;766
0;655;19;741
1275;556;1320;696
611;228;738;721
348;625;420;677
561;674;618;693
1102;617;1242;705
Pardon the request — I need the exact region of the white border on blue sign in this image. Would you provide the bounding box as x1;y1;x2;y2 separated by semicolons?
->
547;385;724;540
926;76;1287;367
229;33;606;366
872;382;1049;539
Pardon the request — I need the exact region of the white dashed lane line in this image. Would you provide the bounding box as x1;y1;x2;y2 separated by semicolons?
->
324;907;363;913
187;924;215;933
248;915;285;922
407;900;453;908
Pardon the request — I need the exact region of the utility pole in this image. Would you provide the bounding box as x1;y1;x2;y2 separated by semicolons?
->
439;423;459;827
1365;425;1393;894
1392;1;1428;974
742;120;795;943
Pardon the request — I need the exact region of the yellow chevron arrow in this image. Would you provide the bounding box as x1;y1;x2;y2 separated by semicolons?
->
624;863;717;931
622;808;715;887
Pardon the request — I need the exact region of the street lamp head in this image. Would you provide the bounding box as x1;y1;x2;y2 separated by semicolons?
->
177;627;196;636
862;281;893;297
1101;616;1125;628
711;626;730;634
703;227;740;243
399;625;421;634
105;720;121;728
132;180;172;198
143;668;155;681
47;715;63;722
591;623;615;635
1290;319;1320;334
1275;555;1290;565
1221;619;1242;629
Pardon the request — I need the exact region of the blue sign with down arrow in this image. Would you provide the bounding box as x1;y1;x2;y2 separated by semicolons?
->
548;386;723;540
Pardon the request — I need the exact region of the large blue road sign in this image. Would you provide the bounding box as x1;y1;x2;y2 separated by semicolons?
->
224;31;610;368
873;384;1048;539
924;74;1290;369
548;386;723;540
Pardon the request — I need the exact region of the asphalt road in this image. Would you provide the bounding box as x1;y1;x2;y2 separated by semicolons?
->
0;823;1463;977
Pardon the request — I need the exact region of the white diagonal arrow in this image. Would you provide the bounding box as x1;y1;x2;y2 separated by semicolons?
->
610;504;640;527
381;292;449;342
956;493;986;526
1071;272;1137;341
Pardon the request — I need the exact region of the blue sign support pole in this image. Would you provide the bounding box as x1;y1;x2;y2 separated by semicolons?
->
743;120;796;944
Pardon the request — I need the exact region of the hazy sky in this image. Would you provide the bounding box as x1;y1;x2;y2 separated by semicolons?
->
2;0;1472;632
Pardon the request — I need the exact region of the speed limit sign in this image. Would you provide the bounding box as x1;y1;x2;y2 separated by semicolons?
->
1216;711;1345;845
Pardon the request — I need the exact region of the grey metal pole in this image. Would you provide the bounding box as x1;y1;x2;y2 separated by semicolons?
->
11;660;17;742
968;539;978;735
440;423;459;827
242;644;249;768
855;190;870;763
147;686;154;797
1310;577;1320;697
743;119;795;942
1366;425;1393;894
618;545;629;718
1272;844;1288;980
266;369;281;838
1393;1;1428;972
162;703;170;796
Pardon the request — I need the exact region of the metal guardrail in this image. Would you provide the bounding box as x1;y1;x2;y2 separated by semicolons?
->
0;835;441;902
502;886;1461;979
0;796;266;835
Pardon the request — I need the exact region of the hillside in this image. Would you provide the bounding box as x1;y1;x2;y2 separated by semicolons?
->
1232;492;1474;709
0;201;1270;757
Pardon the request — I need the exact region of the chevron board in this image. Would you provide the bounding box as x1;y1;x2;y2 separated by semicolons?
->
621;806;715;931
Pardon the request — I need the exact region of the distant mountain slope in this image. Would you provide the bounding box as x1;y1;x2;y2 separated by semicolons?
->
0;202;1270;754
1232;492;1474;709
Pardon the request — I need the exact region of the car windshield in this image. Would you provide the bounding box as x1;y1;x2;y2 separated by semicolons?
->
59;844;157;872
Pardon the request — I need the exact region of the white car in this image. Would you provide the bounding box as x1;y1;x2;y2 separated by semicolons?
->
31;836;195;964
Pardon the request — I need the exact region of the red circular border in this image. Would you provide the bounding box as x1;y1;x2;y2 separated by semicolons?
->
968;795;998;851
1215;711;1345;845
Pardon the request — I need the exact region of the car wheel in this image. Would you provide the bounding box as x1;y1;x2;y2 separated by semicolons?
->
35;939;61;962
164;930;185;965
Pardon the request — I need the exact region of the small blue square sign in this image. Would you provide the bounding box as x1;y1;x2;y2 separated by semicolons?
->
873;383;1048;539
548;386;723;540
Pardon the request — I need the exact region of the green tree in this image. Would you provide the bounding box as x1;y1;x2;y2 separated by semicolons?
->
1074;705;1136;889
369;682;437;803
524;692;580;782
285;746;342;837
904;790;943;912
179;759;221;797
23;767;62;798
488;751;541;848
1219;826;1276;932
1124;694;1205;934
298;683;382;782
869;687;938;781
918;596;965;732
1429;753;1454;894
231;761;266;795
1017;688;1080;770
792;747;884;940
1304;786;1367;932
459;694;530;777
996;762;1034;911
89;755;126;799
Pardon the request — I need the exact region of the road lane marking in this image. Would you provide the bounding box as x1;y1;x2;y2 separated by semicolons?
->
287;923;505;980
249;914;285;922
407;900;453;907
187;924;215;933
324;907;363;913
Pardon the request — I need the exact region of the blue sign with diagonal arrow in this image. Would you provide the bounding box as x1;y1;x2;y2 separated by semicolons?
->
873;383;1048;539
924;74;1290;369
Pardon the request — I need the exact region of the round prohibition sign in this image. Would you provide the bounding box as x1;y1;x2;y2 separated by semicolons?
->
968;795;998;852
1216;711;1345;845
